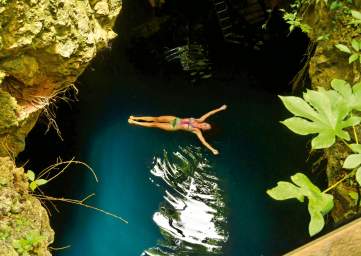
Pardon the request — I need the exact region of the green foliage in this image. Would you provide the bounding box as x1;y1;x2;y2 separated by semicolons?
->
12;231;44;256
26;170;48;192
348;191;358;202
279;85;361;149
329;0;343;11
282;12;312;33
335;39;361;64
330;79;361;111
316;34;330;41
349;10;361;26
0;226;11;240
335;44;352;54
267;173;334;236
343;144;361;186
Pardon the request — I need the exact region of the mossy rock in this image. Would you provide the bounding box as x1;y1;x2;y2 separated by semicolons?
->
0;157;54;256
0;88;19;131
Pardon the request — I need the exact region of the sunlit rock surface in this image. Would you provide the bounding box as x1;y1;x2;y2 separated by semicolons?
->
0;0;121;157
0;157;54;256
144;147;228;255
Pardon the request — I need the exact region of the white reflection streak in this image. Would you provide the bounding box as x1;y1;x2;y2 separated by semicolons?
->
149;147;228;253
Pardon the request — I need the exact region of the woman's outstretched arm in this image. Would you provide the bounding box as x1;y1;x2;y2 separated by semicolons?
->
193;129;219;155
197;105;227;122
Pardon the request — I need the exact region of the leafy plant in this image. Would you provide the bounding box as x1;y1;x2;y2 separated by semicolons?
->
330;79;361;111
343;143;361;186
26;170;48;192
316;34;330;42
349;10;361;26
279;86;361;149
335;39;361;64
329;0;343;11
12;231;44;256
267;173;334;236
282;12;312;33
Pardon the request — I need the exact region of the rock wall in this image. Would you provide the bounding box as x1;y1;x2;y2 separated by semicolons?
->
0;0;122;254
0;0;121;156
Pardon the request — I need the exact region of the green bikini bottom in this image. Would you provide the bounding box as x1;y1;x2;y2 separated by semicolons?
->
170;117;180;128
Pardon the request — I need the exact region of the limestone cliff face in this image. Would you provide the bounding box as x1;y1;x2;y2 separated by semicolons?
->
301;1;361;222
0;0;121;254
0;0;121;156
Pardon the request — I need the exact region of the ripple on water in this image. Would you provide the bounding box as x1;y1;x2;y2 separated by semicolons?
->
143;146;228;256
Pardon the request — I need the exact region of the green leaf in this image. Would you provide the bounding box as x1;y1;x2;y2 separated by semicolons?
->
311;131;336;149
308;201;325;236
335;44;351;54
280;87;355;149
279;96;319;121
267;173;334;236
29;181;38;191
330;79;352;98
343;154;361;169
26;171;35;182
351;10;361;20
351;40;360;52
267;181;304;202
349;54;359;64
330;1;342;10
35;179;48;186
281;117;320;135
350;144;361;153
331;79;361;112
316;34;329;41
349;191;358;201
356;167;361;186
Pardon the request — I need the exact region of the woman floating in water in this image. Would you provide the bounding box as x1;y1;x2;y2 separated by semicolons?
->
128;105;227;155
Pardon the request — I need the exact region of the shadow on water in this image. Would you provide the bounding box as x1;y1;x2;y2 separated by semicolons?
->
144;146;228;255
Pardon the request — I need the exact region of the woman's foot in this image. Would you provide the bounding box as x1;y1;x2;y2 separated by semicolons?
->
128;118;135;124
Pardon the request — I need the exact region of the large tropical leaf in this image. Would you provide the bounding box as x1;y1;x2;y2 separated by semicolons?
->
331;79;361;111
267;173;334;236
280;87;360;149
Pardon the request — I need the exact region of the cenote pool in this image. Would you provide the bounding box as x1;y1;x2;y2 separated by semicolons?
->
17;1;320;255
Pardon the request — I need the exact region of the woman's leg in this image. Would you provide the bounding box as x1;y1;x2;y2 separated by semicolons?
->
130;115;176;123
129;120;175;131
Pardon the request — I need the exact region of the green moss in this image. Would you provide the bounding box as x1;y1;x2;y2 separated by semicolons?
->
0;226;11;240
0;88;18;131
12;231;44;256
0;157;54;255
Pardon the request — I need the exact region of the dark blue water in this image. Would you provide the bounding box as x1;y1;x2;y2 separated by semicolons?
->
32;52;312;255
17;2;317;254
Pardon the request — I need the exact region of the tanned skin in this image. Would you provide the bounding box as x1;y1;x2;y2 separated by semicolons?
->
128;105;227;155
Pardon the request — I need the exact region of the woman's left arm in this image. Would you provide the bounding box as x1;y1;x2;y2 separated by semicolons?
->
196;105;227;122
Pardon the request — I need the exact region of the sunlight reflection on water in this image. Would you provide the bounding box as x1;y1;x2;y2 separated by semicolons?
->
143;146;228;256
